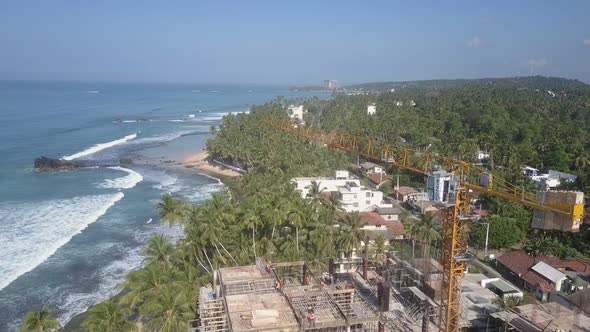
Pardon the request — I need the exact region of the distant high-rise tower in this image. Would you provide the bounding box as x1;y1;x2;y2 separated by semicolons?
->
323;80;337;90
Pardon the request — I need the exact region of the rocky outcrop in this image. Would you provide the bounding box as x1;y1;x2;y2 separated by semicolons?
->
34;156;81;172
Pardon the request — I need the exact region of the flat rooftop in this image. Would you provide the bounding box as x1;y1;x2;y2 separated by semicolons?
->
225;292;299;332
203;262;380;332
220;265;273;284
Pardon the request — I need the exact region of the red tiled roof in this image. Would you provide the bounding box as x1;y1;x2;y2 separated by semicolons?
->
386;221;405;235
497;250;535;276
394;186;418;196
521;270;553;292
359;212;388;226
497;250;590;277
368;173;388;185
566;260;590;273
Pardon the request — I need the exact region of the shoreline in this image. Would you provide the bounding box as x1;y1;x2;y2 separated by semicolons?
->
182;150;242;180
63;150;238;331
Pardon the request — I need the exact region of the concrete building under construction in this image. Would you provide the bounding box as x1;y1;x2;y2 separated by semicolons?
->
193;258;381;332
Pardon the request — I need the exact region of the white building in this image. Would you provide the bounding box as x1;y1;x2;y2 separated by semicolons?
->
522;166;539;177
338;181;390;212
523;167;577;189
531;262;567;293
292;170;358;199
359;161;383;175
367;103;377;115
475;150;490;161
427;170;454;203
292;170;390;212
323;80;337;90
287;105;305;122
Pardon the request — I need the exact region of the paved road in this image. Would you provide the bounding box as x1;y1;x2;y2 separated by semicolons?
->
468;258;502;278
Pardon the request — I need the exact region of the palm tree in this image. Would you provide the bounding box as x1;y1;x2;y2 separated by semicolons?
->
575;154;590;171
257;236;276;259
337;212;366;270
287;201;308;253
243;204;265;257
157;194;187;227
186;204;225;264
119;263;171;310
306;181;326;207
323;194;343;254
401;213;420;259
19;307;61;332
144;234;174;268
416;212;441;257
415;213;441;259
83;300;136;332
369;234;387;264
143;286;194;332
524;233;559;257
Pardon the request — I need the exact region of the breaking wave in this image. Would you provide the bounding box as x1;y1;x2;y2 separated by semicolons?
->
97;167;143;189
62;133;137;160
55;246;143;325
0;193;125;291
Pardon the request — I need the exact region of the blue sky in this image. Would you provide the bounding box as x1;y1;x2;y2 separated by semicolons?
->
1;1;589;85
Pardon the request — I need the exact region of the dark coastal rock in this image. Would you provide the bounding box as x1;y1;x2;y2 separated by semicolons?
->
34;156;81;172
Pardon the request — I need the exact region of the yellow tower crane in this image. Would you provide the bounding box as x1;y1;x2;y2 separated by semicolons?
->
265;118;585;332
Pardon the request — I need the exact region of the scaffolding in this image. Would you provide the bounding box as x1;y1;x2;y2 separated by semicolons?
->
195;260;381;332
196;286;229;332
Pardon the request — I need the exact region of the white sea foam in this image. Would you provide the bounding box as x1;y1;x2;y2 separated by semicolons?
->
128;131;190;145
0;193;125;291
197;172;223;185
122;120;137;123
200;112;233;121
187;114;196;118
151;173;178;190
168;119;185;122
56;246;143;325
86;90;99;94
183;182;225;202
97;167;143;189
150;170;223;202
62;133;137;160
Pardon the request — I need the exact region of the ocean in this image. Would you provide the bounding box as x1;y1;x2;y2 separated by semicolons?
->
0;81;329;331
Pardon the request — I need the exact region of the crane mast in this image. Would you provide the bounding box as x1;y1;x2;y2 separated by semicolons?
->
265;118;585;332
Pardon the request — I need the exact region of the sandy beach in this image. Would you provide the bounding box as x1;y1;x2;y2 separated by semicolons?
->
183;151;242;179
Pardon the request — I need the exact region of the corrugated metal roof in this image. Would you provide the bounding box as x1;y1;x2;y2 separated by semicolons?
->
490;280;520;293
531;261;566;284
360;161;378;169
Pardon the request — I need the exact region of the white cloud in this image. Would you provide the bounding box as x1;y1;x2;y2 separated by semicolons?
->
527;58;548;67
583;39;590;46
467;37;482;48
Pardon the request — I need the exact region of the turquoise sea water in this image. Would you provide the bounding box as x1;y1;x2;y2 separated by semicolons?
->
0;81;329;330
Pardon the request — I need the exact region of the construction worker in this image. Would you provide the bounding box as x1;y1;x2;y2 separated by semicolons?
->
307;312;316;327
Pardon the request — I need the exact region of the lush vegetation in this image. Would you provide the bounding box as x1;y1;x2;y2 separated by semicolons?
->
302;76;590;256
21;76;590;329
207;99;349;176
19;307;61;332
